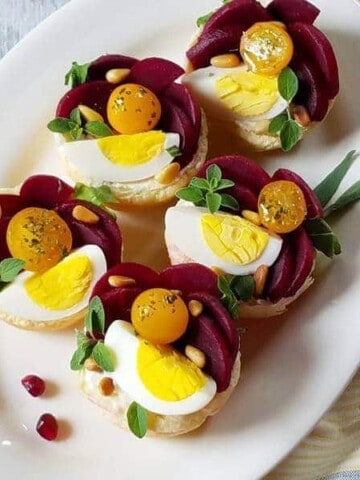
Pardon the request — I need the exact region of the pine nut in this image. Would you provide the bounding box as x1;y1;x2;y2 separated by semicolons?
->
108;275;136;288
185;345;206;369
254;265;269;297
78;104;104;123
98;377;115;396
293;105;311;127
155;162;181;184
242;210;262;226
188;300;203;317
105;68;131;84
72;205;99;224
210;53;241;68
84;357;102;373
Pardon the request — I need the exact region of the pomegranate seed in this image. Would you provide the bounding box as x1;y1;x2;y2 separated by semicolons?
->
36;413;58;441
21;375;45;397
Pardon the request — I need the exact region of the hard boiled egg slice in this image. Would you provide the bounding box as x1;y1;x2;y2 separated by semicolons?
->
165;204;283;275
58;130;180;183
182;65;287;123
105;320;217;415
0;245;106;322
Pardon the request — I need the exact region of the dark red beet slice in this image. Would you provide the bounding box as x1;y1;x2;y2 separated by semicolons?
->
226;184;258;212
188;292;239;360
56;200;122;268
0;194;28;218
272;168;324;218
0;218;11;261
186;313;234;392
160;263;220;298
198;156;271;194
286;228;315;297
161;83;201;133
20;175;73;210
288;22;339;99
267;0;320;24
128;58;184;95
291;55;330;122
265;241;295;302
56;81;115;121
97;287;143;328
87;54;138;81
92;263;160;297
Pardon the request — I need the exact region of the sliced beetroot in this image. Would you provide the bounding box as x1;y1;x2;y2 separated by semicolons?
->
265;242;295;302
288;22;339;99
198;156;271;194
92;263;160;297
272;168;324;218
186;313;234;392
0;218;11;261
226;184;258;212
0;194;28;218
56;200;122;267
97;287;143;328
56;80;115;121
267;0;320;24
188;292;239;360
128;58;184;95
161;83;201;134
160;263;220;298
19;175;73;209
286;228;315;297
87;54;138;81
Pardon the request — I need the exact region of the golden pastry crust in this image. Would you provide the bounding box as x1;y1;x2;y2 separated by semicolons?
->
79;352;241;437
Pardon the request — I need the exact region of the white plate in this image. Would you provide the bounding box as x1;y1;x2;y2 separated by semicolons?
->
0;1;360;479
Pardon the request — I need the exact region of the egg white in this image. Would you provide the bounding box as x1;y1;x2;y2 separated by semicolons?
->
165;203;283;275
0;245;107;322
105;320;217;416
182;65;288;123
57;132;180;183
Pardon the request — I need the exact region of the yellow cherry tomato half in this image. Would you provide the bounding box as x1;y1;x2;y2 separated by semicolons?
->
131;288;189;345
107;83;162;134
258;180;307;234
240;22;294;76
6;207;73;273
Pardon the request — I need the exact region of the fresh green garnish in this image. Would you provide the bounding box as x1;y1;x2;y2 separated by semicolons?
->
70;331;95;371
305;218;341;258
85;121;113;138
268;67;302;152
92;342;115;373
65;61;90;88
218;274;254;319
166;146;182;158
84;296;105;336
127;402;148;439
324;180;360;217
73;184;118;215
196;11;214;27
176;164;239;214
0;258;25;291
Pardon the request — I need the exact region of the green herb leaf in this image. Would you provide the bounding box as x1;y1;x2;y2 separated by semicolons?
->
206;192;222;214
70;341;94;371
196;11;214;28
220;193;239;211
268;113;288;134
231;275;255;302
70;107;82;126
73;183;118;209
216;179;235;190
280;119;301;152
47;118;75;134
218;275;239;319
65;61;90;88
314;150;358;208
305;218;341;257
190;178;210;190
76;330;90;348
0;258;25;283
127;402;148;438
70;126;84;140
85;121;113;138
85;296;105;335
206;164;222;184
278;67;299;103
325;180;360;217
92;343;115;372
176;186;205;204
166;146;182;158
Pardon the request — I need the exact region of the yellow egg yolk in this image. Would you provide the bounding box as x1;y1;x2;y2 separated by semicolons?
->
201;213;269;265
97;131;166;167
24;255;93;310
215;70;279;117
137;340;206;401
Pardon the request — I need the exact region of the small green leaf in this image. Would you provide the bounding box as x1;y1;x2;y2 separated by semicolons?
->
70;107;82;126
278;68;299;103
85;121;113;138
0;258;25;282
190;178;210;190
305;218;342;257
206;164;222;184
196;11;214;28
73;183;118;208
166;146;182;157
280;119;301;152
218;275;239;319
92;343;115;372
70;342;94;371
127;402;148;438
85;296;105;335
70;126;83;140
231;275;255;302
76;330;91;348
220;193;239;211
324;180;360;217
47;118;74;133
176;186;204;204
314;150;358;208
268;113;288;134
206;192;222;214
216;179;235;190
65;61;90;88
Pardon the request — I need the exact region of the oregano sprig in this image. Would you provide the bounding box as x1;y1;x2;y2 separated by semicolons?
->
0;258;25;292
176;165;239;214
65;61;90;88
73;183;118;218
127;402;148;438
218;274;255;319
